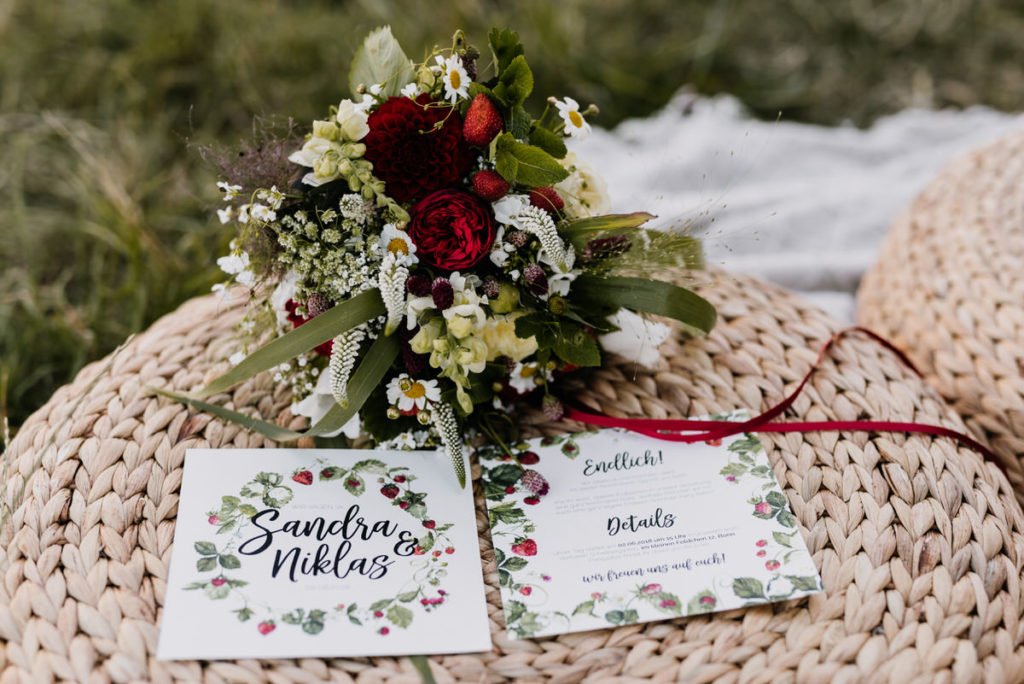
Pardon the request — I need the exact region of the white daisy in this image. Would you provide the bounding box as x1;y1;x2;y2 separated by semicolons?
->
555;97;591;138
379;223;418;266
386;374;441;412
508;362;542;394
436;54;469;104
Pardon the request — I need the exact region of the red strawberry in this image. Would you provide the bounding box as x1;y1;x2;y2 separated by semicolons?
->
380;484;400;499
756;550;767;558
511;538;537;557
347;479;360;489
445;547;455;554
524;496;540;505
471;170;510;201
463;93;503;147
320;468;336;480
504;486;516;494
292;470;313;486
529;187;564;213
423;520;436;530
432;550;442;558
211;577;226;587
519;586;532;596
398;501;410;510
700;595;716;606
373;610;384;618
393;475;407;483
765;560;781;571
755;539;768;547
379;627;390;636
257;621;275;635
208;515;220;525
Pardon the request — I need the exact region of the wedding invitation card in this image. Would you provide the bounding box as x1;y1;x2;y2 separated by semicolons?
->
158;449;491;660
481;415;823;638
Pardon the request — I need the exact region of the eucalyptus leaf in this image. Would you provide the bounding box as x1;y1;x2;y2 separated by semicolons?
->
348;26;415;97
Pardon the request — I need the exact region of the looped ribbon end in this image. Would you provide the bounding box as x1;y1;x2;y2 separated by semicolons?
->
566;327;1002;471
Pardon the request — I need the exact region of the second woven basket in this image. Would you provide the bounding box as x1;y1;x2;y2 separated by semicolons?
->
2;270;1023;682
858;130;1024;503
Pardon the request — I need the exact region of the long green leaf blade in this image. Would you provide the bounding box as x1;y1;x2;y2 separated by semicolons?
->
560;212;656;250
573;275;717;335
152;333;400;441
199;289;385;398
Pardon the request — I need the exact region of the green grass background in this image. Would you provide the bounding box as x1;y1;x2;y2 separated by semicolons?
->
2;0;1022;437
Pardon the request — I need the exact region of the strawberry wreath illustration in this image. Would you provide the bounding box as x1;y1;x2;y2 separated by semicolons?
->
161;26;716;485
187;459;457;637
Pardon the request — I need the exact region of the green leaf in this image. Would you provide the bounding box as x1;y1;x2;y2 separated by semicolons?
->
573;275;717;336
196;556;217;572
776;509;797;528
622;609;640;623
573;600;595;616
766;491;788;509
219;554;241;569
604;610;625;625
494;133;569;188
234;607;253;622
529;125;567;159
498;569;512;587
486;463;525;487
732;577;766;600
348;26;415;97
197;288;385;398
154;332;399;441
281;609;304;624
386;604;414;629
488;28;524;76
354;459;387;475
205;583;230;600
238;504;258;517
369;598;392;612
418;533;435;553
194;541;217;556
302;619;325;635
502;556;528;572
552;324;601;367
492;55;533;107
773;531;795;548
397;590;419;603
494;548;506;566
785;575;821;592
506;104;532;140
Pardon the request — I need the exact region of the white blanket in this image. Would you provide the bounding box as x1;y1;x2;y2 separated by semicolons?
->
576;95;1021;323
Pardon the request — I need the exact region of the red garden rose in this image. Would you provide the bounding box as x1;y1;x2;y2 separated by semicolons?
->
407;189;496;270
363;95;474;203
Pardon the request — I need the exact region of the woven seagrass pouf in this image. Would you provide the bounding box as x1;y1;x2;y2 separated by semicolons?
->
858;131;1024;502
3;270;1024;683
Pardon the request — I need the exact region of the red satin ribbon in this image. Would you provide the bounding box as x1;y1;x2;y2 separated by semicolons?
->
565;327;1001;467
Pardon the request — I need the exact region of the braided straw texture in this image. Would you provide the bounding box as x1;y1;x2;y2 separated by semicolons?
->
857;131;1024;504
3;270;1024;683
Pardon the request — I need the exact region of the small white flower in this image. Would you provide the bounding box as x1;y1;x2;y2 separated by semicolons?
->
228;351;246;366
401;82;422;99
368;84;383;96
379;224;418;266
386;374;442;412
256;185;285;210
216;207;234;224
436;54;470;103
250;203;277;223
217;252;250;277
217;181;242;200
292;370;362;438
353;93;377;113
237;204;251;224
555;97;591;138
492;194;531;227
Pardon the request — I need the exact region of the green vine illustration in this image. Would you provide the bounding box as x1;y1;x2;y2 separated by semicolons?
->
185;461;457;638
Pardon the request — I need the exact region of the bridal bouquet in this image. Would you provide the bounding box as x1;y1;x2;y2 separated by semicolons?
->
174;27;715;486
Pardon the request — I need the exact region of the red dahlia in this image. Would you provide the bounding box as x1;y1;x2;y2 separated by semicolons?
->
363;95;474;203
407;190;497;270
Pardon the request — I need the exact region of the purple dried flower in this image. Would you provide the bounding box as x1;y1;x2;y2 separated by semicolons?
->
482;276;500;299
507;230;528;248
431;277;454;310
542;395;564;421
406;273;431;297
523;263;548;296
304;293;333;318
